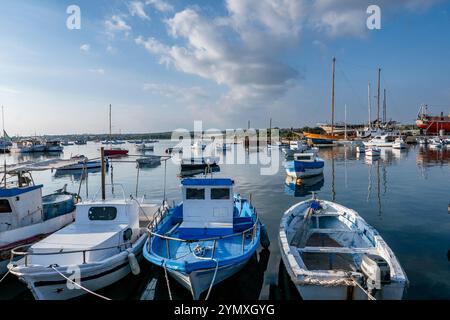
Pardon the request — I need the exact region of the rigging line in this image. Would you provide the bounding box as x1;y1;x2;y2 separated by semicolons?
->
50;266;111;301
336;62;366;113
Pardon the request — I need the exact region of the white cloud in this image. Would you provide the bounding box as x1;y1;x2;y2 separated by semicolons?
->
128;1;150;20
105;15;132;37
88;68;105;75
80;44;90;53
136;0;442;108
145;0;173;13
106;45;117;54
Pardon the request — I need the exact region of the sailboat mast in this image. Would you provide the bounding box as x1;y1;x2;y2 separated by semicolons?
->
383;89;387;123
331;57;336;137
2;106;6;188
377;68;381;128
344;104;347;141
368;82;372;129
109;104;112;142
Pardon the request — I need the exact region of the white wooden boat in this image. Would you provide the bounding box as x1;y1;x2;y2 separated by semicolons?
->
279;196;408;300
285;151;324;179
136;155;161;167
57;155;108;171
363;135;394;147
8;186;166;300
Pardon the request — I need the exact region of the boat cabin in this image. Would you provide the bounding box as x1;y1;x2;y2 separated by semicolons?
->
294;153;317;162
0;184;43;233
178;178;235;239
30;198;141;266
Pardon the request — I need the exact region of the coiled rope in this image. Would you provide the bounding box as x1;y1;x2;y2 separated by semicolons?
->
51;266;111;301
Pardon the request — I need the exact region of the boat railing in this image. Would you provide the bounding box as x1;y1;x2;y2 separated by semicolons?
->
146;215;260;260
9;241;133;267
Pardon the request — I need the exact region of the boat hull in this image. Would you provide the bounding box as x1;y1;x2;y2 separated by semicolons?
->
0;211;75;275
104;149;129;156
168;259;249;300
9;235;146;300
285;160;325;179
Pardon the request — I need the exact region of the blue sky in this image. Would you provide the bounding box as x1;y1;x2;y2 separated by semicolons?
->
0;0;449;135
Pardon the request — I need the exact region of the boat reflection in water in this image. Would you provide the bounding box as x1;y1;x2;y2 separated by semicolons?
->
284;174;324;198
416;147;450;167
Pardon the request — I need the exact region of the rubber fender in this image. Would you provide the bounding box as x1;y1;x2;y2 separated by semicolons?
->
128;253;141;275
259;222;270;249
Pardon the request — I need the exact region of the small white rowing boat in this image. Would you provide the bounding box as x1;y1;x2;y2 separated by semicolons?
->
279;196;408;300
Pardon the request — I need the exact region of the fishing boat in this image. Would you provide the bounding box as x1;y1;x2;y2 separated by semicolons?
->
392;138;406;150
365;146;381;157
283;141;309;158
136;156;161;167
363;135;395;147
57;155;108;171
303;133;338;147
74;139;87;145
416;105;450;135
45;140;64;152
180;156;220;172
279;195;408;300
104;105;129;157
143;178;268;300
285;150;325;179
13;139;46;153
7;182;164;300
136;143;155;152
0;167;78;275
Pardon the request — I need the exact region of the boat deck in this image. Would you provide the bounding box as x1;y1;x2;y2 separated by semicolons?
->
301;233;356;271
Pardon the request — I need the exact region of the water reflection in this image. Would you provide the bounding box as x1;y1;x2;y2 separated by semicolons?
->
284;174;324;197
416;147;450;167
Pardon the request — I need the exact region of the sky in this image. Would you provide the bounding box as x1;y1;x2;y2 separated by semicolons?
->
0;0;450;135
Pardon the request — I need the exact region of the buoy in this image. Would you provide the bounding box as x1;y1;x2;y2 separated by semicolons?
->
260;222;270;249
128;253;140;275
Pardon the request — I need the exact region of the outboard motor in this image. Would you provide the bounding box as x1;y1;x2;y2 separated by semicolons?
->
361;254;391;296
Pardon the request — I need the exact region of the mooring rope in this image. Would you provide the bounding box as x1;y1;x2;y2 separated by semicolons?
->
50;266;111;301
0;269;10;284
163;262;173;301
204;259;219;301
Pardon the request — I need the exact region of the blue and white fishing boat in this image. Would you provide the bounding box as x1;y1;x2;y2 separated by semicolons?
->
143;178;268;300
285;150;325;179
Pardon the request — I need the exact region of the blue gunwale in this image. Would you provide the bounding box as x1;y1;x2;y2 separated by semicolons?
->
143;195;260;274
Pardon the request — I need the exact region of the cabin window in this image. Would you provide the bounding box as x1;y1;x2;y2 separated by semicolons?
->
211;188;230;200
186;188;205;200
296;155;311;161
0;199;12;213
88;207;117;221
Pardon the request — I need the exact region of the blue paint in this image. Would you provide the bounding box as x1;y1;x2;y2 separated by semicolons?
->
182;178;234;186
0;185;43;197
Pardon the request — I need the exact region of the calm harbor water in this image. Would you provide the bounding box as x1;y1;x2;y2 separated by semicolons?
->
1;141;449;300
